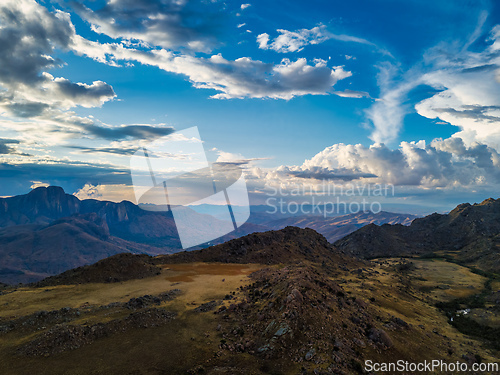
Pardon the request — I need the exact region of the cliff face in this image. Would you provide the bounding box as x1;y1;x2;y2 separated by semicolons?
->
0;186;80;226
0;187;179;243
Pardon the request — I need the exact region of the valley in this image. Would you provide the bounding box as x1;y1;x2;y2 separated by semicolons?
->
0;230;498;374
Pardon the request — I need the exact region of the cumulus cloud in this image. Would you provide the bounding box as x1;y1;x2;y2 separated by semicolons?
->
261;138;500;188
73;183;102;200
73;183;138;202
0;1;115;106
0;0;136;143
34;2;357;100
241;4;251;10
0;0;181;145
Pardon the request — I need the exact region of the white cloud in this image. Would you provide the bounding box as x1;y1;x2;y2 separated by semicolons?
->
74;183;137;202
257;33;270;49
364;21;500;147
0;0;133;144
30;181;50;189
72;36;353;99
414;28;500;149
241;4;251;10
334;89;370;98
257;25;383;54
257;25;330;53
365;63;422;144
260;137;500;189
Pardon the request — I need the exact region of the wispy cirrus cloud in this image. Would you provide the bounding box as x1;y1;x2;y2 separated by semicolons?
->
415;28;500;149
364;15;500;147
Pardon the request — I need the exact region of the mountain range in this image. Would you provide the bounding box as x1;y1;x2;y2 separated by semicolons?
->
0;186;416;284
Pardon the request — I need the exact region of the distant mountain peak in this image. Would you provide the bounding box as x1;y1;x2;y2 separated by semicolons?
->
478;197;498;206
29;185;67;195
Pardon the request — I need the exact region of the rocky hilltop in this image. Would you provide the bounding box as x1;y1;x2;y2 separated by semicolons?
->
158;226;350;266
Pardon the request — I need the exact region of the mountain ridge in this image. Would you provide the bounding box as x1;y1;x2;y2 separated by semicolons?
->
334;197;500;272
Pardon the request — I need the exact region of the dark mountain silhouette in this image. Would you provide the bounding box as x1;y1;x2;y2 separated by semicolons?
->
334;198;500;272
0;186;180;245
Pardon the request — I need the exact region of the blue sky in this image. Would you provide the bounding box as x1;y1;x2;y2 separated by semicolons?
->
0;0;500;213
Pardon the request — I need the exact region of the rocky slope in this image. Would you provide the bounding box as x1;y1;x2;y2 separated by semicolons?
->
34;253;162;287
0;213;169;284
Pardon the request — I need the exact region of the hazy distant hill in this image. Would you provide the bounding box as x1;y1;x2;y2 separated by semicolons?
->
335;198;500;272
265;211;417;242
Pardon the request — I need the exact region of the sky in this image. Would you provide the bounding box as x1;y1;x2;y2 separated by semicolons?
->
0;0;500;214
